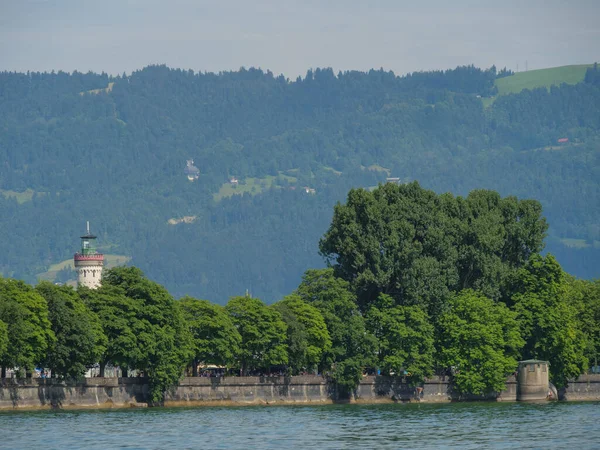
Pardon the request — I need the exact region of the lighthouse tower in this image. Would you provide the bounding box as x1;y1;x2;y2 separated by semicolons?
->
74;222;104;289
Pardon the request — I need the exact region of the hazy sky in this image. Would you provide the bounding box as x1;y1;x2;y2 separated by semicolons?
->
1;0;599;78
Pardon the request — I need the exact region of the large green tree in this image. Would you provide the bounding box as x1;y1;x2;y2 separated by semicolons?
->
437;289;523;395
295;268;376;395
178;296;241;375
366;294;434;383
102;266;193;403
36;282;107;379
272;295;331;374
226;296;288;374
511;254;588;388
79;285;142;377
319;183;547;315
0;277;54;377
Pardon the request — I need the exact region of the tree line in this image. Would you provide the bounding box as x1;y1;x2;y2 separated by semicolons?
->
1;183;598;402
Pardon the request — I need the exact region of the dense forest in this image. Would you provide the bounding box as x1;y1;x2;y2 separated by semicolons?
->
0;64;599;302
1;184;598;403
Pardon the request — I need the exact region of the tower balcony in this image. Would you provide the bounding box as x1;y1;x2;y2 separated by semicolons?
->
74;253;104;261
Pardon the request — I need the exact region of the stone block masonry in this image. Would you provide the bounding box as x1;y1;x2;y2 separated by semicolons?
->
559;374;600;401
0;378;148;410
1;375;598;411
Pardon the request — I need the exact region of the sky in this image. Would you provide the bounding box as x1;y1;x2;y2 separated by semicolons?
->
1;0;599;78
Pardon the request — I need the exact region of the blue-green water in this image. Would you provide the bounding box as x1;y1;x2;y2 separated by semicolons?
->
1;402;599;449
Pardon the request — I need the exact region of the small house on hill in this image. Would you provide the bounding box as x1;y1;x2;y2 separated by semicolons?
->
184;160;200;181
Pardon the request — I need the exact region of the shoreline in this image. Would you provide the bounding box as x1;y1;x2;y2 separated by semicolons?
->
2;374;599;411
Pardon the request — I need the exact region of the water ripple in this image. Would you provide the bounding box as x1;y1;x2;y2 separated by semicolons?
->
1;402;599;449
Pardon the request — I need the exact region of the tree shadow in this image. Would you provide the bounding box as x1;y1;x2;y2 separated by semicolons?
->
373;376;416;402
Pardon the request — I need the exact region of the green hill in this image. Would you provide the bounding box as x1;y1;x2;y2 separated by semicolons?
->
497;64;594;94
0;64;599;302
483;64;595;106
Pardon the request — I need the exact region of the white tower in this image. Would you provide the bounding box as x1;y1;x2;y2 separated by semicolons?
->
74;221;104;289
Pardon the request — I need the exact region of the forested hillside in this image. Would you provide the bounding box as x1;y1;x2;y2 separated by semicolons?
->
0;64;599;302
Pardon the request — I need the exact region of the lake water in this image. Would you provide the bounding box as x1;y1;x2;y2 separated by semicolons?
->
1;402;599;449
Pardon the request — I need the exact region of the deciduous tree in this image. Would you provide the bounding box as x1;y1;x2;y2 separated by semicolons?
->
511;255;588;388
226;296;288;374
36;282;107;379
319;183;547;315
79;285;141;377
273;295;331;374
0;277;54;377
102;267;193;403
366;294;434;383
295;269;376;395
178;296;241;374
437;289;523;395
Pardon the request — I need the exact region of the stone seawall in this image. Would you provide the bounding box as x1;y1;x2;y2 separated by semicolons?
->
0;377;148;410
561;374;600;401
356;375;517;403
1;374;598;411
164;375;331;407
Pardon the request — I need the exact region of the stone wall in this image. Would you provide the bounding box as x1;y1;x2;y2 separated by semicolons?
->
356;375;517;403
164;375;331;406
0;377;147;410
2;374;598;411
561;374;600;401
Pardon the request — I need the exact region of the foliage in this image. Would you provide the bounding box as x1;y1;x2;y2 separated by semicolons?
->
584;63;600;87
79;285;142;375
436;290;523;395
35;282;107;379
178;296;241;370
329;357;365;395
272;295;331;373
572;278;600;369
102;266;193;403
0;277;55;375
225;296;288;373
0;319;7;362
271;301;308;375
295;268;376;395
511;255;588;388
366;294;434;383
319;182;547;314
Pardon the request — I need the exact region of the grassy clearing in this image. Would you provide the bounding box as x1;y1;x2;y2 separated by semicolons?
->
496;65;592;96
213;173;297;201
0;189;37;204
483;64;595;107
365;164;391;176
80;82;115;96
37;254;131;282
321;165;343;175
